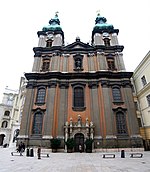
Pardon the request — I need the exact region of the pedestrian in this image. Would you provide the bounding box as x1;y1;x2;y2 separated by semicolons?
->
17;142;23;156
37;145;41;159
22;142;25;152
79;144;82;153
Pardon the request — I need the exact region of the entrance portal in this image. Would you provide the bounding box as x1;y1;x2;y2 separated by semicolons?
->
74;133;84;152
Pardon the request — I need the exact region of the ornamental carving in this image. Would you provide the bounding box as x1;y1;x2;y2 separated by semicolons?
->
64;115;94;147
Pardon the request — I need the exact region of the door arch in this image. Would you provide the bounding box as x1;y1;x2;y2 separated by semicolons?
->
74;133;84;152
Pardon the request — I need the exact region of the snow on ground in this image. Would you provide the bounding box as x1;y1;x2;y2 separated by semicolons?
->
0;147;150;172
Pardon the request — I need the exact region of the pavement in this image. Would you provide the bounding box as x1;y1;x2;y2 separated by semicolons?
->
0;147;150;172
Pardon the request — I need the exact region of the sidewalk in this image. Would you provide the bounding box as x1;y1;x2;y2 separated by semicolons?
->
0;148;150;172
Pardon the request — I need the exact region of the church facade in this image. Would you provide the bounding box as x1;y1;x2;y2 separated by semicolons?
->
18;13;143;151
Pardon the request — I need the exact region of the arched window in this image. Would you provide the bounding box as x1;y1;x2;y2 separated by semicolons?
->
32;112;43;135
112;87;122;101
36;88;46;104
103;38;110;46
1;121;8;128
46;40;53;47
74;87;84;108
116;112;127;135
4;111;10;116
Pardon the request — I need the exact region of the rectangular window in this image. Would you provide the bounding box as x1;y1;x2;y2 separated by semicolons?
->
36;88;46;104
146;94;150;106
32;113;43;135
134;102;139;110
42;59;50;71
137;118;142;127
116;112;127;135
74;87;84;107
112;87;122;102
141;76;147;86
107;58;115;70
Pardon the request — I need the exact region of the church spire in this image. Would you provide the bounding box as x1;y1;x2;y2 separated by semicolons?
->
42;12;62;32
93;13;114;32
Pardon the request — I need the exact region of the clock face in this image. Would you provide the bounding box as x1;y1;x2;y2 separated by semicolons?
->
103;32;109;37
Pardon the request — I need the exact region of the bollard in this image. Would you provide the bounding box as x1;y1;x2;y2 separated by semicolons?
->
121;150;125;158
30;148;34;157
37;146;41;159
26;148;30;157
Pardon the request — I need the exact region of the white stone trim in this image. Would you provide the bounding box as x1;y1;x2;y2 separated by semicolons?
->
106;135;117;139
42;135;53;139
17;135;28;138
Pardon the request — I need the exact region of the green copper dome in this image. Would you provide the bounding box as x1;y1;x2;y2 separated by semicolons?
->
93;13;114;31
42;13;62;32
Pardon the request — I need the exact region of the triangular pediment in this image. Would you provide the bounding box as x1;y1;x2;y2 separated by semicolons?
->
65;40;93;50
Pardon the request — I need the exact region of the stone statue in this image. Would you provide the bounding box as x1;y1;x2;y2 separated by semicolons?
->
70;118;73;126
86;118;89;127
75;59;82;69
65;121;68;126
77;115;82;126
90;121;93;127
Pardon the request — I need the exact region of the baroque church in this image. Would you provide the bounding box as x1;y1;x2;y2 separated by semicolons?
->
18;13;143;152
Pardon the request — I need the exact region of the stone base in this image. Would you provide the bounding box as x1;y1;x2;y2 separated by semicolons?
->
94;136;143;149
18;136;144;150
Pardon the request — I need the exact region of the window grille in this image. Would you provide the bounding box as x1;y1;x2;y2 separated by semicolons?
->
32;112;43;135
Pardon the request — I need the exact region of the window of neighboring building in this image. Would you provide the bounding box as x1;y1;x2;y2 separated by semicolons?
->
1;121;8;128
36;88;46;104
107;58;115;70
4;111;10;116
112;87;122;102
32;112;43;135
116;112;127;135
103;38;110;46
134;102;139;110
141;75;147;86
137;118;142;127
146;94;150;107
41;59;50;72
73;86;84;108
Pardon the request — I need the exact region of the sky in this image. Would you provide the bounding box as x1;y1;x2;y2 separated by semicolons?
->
0;0;150;101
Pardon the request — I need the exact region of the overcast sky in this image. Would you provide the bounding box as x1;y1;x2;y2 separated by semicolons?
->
0;0;150;101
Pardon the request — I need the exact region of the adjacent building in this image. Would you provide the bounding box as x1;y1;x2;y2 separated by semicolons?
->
133;51;150;150
0;77;26;147
18;13;143;151
0;87;18;146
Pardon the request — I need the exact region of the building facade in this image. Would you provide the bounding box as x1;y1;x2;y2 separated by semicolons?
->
18;13;143;151
0;77;26;147
0;87;18;146
133;51;150;150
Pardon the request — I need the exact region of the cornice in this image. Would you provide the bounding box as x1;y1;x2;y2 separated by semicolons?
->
25;71;133;81
33;45;124;57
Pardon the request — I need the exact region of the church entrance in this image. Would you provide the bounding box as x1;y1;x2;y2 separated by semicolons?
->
74;133;84;152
